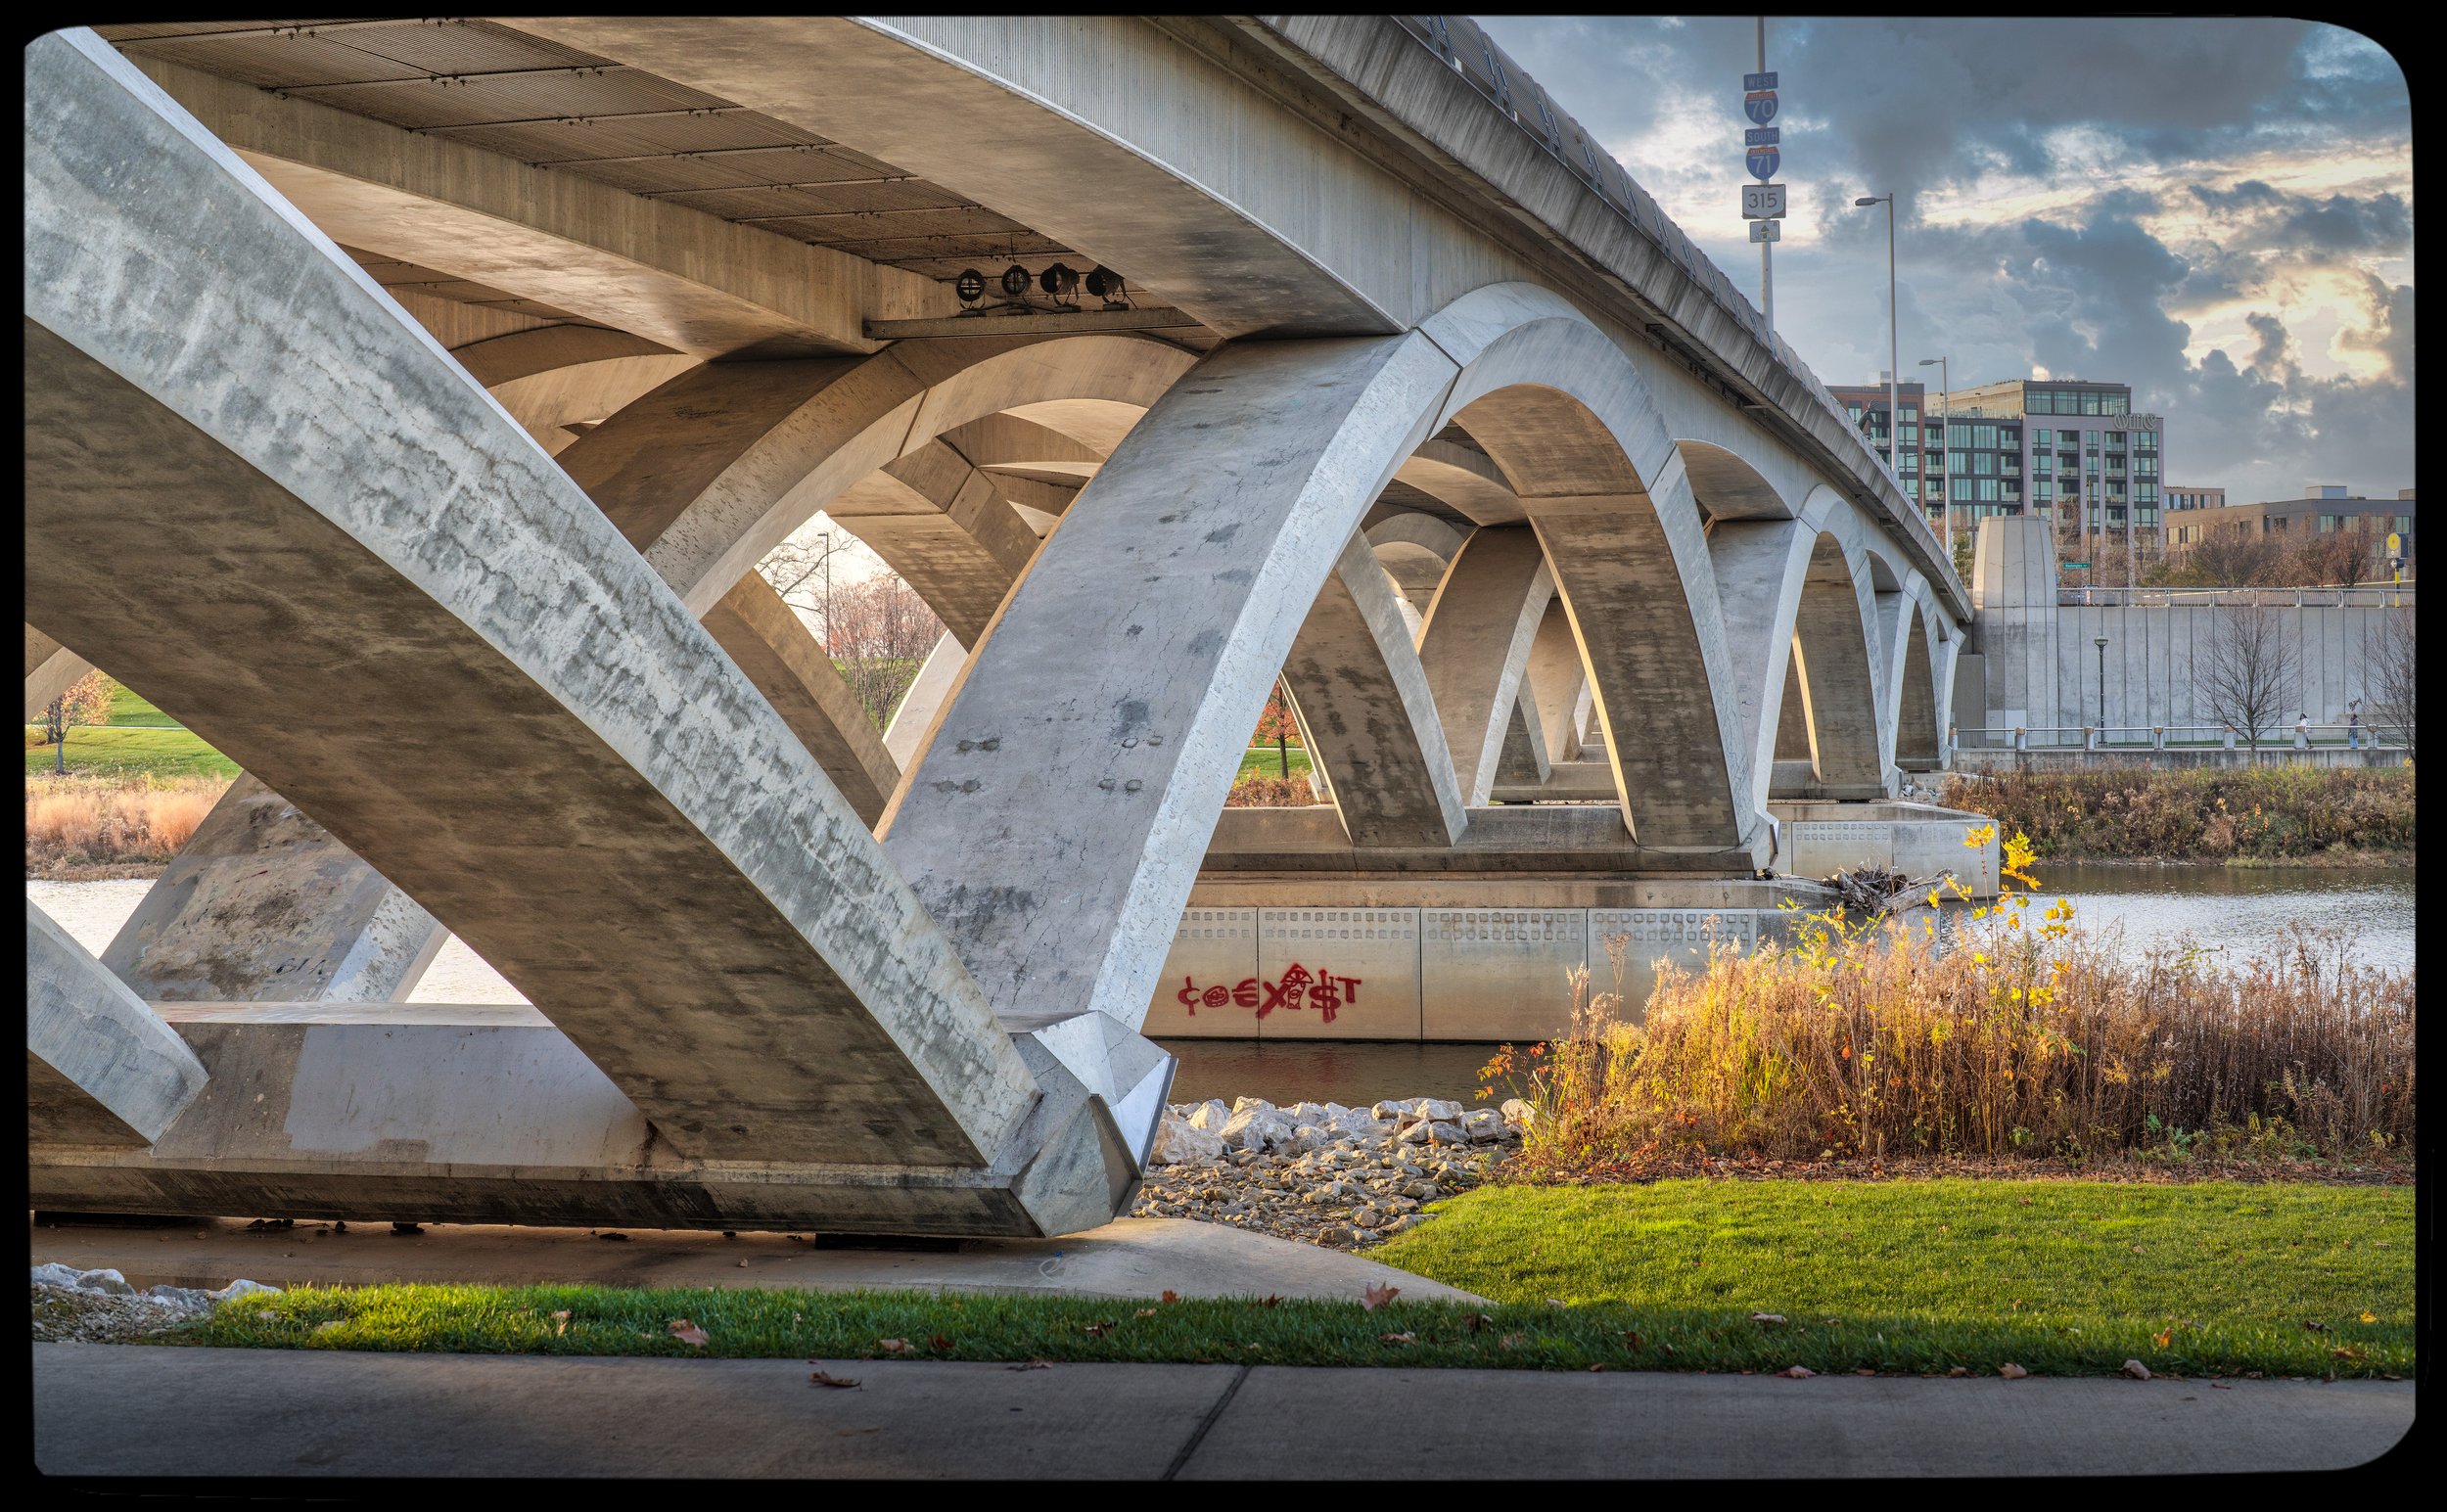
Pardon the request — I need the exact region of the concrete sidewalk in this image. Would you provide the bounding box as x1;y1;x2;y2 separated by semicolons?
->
28;1214;1481;1304
35;1345;2411;1479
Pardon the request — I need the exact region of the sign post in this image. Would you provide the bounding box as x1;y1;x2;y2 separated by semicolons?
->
1746;21;1777;330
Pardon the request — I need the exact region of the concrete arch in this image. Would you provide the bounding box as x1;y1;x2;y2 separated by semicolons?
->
876;280;1767;1039
1421;284;1760;850
25;32;1162;1238
1416;526;1554;806
1364;512;1467;611
559;333;1197;617
1678;438;1800;522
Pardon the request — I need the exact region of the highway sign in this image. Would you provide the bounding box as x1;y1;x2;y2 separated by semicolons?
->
1743;90;1778;125
1746;146;1779;180
1743;70;1778;91
1741;182;1787;219
1749;220;1780;244
1745;126;1779;146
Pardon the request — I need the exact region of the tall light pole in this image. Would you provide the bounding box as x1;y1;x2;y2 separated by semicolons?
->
1917;354;1950;558
2095;634;2109;739
1854;193;1897;484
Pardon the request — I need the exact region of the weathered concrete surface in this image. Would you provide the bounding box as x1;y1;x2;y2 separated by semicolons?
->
124;53;946;357
882;630;967;773
1416;526;1551;806
24;33;1043;1180
23;625;94;721
27;1214;1480;1303
878;332;1461;1034
828;439;1046;648
1424;285;1761;856
560;333;1191;618
1279;532;1467;848
33;1348;2405;1480
26;902;208;1149
101;776;447;1004
1705;516;1813;818
1790;534;1887;798
702;574;900;828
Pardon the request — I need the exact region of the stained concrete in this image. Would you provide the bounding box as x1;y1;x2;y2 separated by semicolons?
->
22;625;93;721
32;1348;2409;1480
99;776;446;1004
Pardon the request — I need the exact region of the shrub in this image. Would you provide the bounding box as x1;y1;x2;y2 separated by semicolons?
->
1226;773;1316;806
1939;766;2414;860
1496;830;2416;1174
24;774;231;870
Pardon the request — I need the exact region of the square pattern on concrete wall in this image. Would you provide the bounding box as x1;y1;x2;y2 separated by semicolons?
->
1587;908;1764;1024
1420;908;1588;1041
1256;908;1421;1040
1145;907;1259;1039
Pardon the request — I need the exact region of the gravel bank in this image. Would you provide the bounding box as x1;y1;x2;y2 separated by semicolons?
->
1130;1095;1529;1250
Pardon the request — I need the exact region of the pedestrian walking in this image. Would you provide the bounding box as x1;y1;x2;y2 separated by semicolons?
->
2348;709;2362;750
2293;714;2309;751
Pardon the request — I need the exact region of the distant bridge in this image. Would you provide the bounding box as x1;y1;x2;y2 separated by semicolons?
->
25;19;1968;1236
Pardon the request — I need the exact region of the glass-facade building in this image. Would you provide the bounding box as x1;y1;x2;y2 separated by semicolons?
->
1832;377;2165;550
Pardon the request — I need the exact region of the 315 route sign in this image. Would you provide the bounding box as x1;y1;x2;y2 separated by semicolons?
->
1741;183;1787;219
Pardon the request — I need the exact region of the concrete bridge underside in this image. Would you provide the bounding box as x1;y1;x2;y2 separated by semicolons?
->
25;20;1967;1236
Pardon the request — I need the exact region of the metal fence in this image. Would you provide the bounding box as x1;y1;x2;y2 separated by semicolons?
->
2055;585;2414;609
1951;723;2409;753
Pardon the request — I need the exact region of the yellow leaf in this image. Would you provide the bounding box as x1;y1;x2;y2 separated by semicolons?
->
2361;1311;2378;1323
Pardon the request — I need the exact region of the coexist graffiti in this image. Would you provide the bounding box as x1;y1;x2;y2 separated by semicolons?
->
1175;962;1362;1024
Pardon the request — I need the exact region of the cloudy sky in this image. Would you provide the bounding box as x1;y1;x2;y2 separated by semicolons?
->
1476;16;2412;504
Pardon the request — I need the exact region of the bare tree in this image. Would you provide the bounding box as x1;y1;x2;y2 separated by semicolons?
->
2283;524;2380;587
2195;605;2299;752
2361;605;2416;751
759;531;853;627
823;573;945;728
2165;531;2283;587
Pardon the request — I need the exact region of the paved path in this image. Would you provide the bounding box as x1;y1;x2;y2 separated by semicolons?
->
34;1346;2411;1479
29;1214;1481;1304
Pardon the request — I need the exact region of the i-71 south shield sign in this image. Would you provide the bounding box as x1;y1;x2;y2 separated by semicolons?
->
1746;145;1779;180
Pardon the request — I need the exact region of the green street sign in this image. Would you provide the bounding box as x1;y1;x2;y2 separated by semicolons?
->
2062;561;2091;570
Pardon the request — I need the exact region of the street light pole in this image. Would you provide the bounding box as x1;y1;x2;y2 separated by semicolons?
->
1854;193;1898;483
2095;635;2108;742
1917;355;1950;558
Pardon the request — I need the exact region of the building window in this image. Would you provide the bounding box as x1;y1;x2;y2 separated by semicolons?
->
2105;432;2126;451
1971;423;1999;449
2080;391;2101;415
2026;389;2055;415
1951;477;1973;501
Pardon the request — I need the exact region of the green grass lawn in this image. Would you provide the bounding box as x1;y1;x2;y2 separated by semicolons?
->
24;724;238;780
162;1179;2410;1378
1236;745;1313;783
25;676;237;779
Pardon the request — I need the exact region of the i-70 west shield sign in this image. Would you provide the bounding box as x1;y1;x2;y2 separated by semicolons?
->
1743;89;1778;125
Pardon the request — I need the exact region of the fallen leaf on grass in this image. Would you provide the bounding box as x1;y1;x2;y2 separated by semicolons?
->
2299;1320;2328;1332
928;1334;951;1352
1462;1312;1493;1333
1854;1369;1874;1377
1361;1282;1400;1311
1082;1322;1116;1338
1777;1365;1814;1379
808;1371;861;1389
1588;1364;1604;1372
668;1319;709;1347
1946;1367;1970;1378
1134;1308;1159;1318
1998;1363;2029;1379
1378;1332;1415;1346
1260;1295;1283;1308
1500;1334;1527;1351
2122;1359;2151;1380
877;1338;910;1353
1006;1359;1051;1372
550;1310;570;1337
1160;1290;1179;1304
2330;1346;2366;1360
1749;1312;1786;1324
2153;1329;2173;1350
2209;1382;2233;1391
2131;1245;2145;1254
2360;1311;2378;1323
1617;1330;1644;1351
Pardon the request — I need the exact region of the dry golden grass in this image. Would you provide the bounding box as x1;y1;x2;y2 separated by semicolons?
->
23;774;230;871
1225;773;1316;806
1493;830;2415;1175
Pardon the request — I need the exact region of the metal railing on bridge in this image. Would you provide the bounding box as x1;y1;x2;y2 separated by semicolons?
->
1950;724;2410;754
2055;585;2415;609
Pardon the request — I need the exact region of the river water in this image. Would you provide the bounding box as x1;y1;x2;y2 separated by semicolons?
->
29;863;2415;1106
